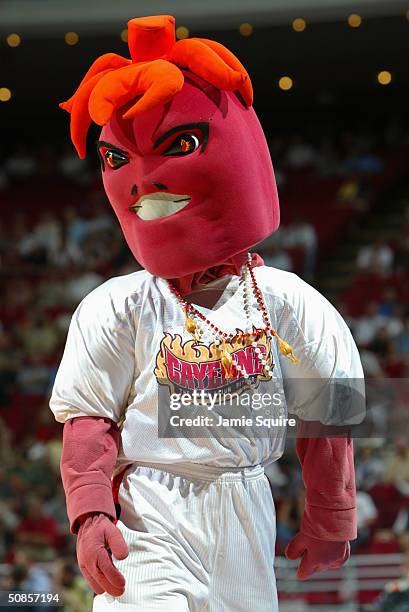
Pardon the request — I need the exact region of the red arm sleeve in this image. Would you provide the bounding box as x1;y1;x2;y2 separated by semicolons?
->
60;416;120;535
296;436;357;541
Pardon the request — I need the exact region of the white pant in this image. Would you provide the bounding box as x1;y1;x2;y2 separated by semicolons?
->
93;462;278;611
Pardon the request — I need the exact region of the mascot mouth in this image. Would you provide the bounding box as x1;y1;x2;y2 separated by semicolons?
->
130;192;191;220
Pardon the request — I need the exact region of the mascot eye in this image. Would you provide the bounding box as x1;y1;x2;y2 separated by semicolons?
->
164;133;200;156
105;150;129;170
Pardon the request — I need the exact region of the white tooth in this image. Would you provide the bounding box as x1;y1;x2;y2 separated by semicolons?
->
134;193;190;220
137;199;188;220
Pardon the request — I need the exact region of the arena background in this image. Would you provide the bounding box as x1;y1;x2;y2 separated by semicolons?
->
1;1;409;610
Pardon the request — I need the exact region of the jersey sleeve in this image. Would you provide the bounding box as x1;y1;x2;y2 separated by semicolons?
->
276;275;365;425
49;284;136;424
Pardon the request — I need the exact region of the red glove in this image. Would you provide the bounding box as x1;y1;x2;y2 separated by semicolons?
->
285;533;350;580
60;417;129;595
287;435;356;579
76;512;129;596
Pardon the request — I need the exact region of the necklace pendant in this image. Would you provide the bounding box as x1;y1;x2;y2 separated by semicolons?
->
221;342;234;379
185;309;197;335
275;333;299;364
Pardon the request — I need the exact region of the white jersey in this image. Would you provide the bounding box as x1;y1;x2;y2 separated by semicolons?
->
49;266;364;472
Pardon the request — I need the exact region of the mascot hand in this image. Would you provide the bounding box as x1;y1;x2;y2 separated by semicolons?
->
76;513;129;596
285;532;350;580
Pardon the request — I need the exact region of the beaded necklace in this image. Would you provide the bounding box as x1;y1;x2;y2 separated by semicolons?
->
167;253;298;380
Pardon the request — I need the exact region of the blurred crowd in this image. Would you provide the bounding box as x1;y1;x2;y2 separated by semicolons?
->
0;120;408;609
270;436;409;557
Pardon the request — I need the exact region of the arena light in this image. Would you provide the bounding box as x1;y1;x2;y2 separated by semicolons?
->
176;26;189;40
348;14;362;28
239;23;253;37
278;76;293;90
65;31;79;46
292;18;306;32
377;70;392;85
6;33;21;47
0;88;12;102
120;29;128;43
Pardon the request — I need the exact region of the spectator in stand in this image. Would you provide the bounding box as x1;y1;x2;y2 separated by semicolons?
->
36;270;67;309
381;304;405;338
63;206;89;255
382;341;408;378
17;353;54;396
378;286;400;316
16;495;59;562
2;561;29;591
18;309;59;360
355;444;385;491
0;329;20;404
0;461;23;505
377;554;409;612
60;204;115;271
368;326;392;359
336;178;370;212
44;435;63;476
0;500;18;562
352;301;388;347
399;533;409;558
58;142;92;185
2;215;30;269
357;239;394;275
284;134;318;169
276;492;304;552
13;551;53;612
53;561;94;611
384;438;409;493
0;419;13;465
335;301;355;329
397;315;409;357
315;137;339;177
0;556;51;612
63;262;104;305
394;510;409;537
4;144;37;180
84;196;114;235
366;383;393;436
44;481;69;538
1;278;36;327
64;202;112;248
352;489;378;550
17;443;56;500
272;165;286;191
365;528;401;555
53;227;83;269
282;216;317;280
260;242;293;272
359;348;385;378
341;139;384;175
18;211;62;265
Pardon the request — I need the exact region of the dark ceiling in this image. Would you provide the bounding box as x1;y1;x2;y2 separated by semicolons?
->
1;15;408;145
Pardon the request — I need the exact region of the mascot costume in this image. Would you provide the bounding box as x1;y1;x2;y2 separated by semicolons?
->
50;15;364;611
